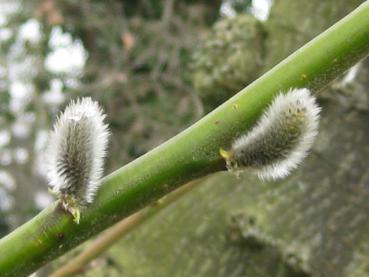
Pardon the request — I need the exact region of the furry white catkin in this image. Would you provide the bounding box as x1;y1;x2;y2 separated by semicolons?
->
220;88;320;180
46;97;109;223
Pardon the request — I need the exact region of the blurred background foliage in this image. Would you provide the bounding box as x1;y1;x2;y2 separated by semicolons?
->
0;0;368;276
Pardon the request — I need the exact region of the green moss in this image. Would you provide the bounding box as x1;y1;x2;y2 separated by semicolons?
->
191;15;265;107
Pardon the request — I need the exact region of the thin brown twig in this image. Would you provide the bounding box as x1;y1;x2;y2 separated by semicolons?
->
50;178;206;277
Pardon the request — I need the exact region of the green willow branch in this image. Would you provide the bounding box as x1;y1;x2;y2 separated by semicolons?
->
50;179;204;276
1;2;369;276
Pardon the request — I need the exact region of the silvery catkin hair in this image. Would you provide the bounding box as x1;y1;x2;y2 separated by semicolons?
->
46;97;109;222
221;88;320;180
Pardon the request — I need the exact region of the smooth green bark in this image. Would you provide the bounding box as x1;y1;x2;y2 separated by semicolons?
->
0;2;369;276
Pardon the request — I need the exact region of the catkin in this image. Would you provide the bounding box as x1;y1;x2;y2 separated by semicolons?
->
221;88;320;180
46;97;110;213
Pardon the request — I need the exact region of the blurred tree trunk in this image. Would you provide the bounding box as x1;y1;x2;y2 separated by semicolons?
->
79;1;369;276
264;0;365;68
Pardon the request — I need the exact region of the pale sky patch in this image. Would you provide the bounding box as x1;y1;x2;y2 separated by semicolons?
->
45;27;87;74
18;19;41;43
0;170;16;190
